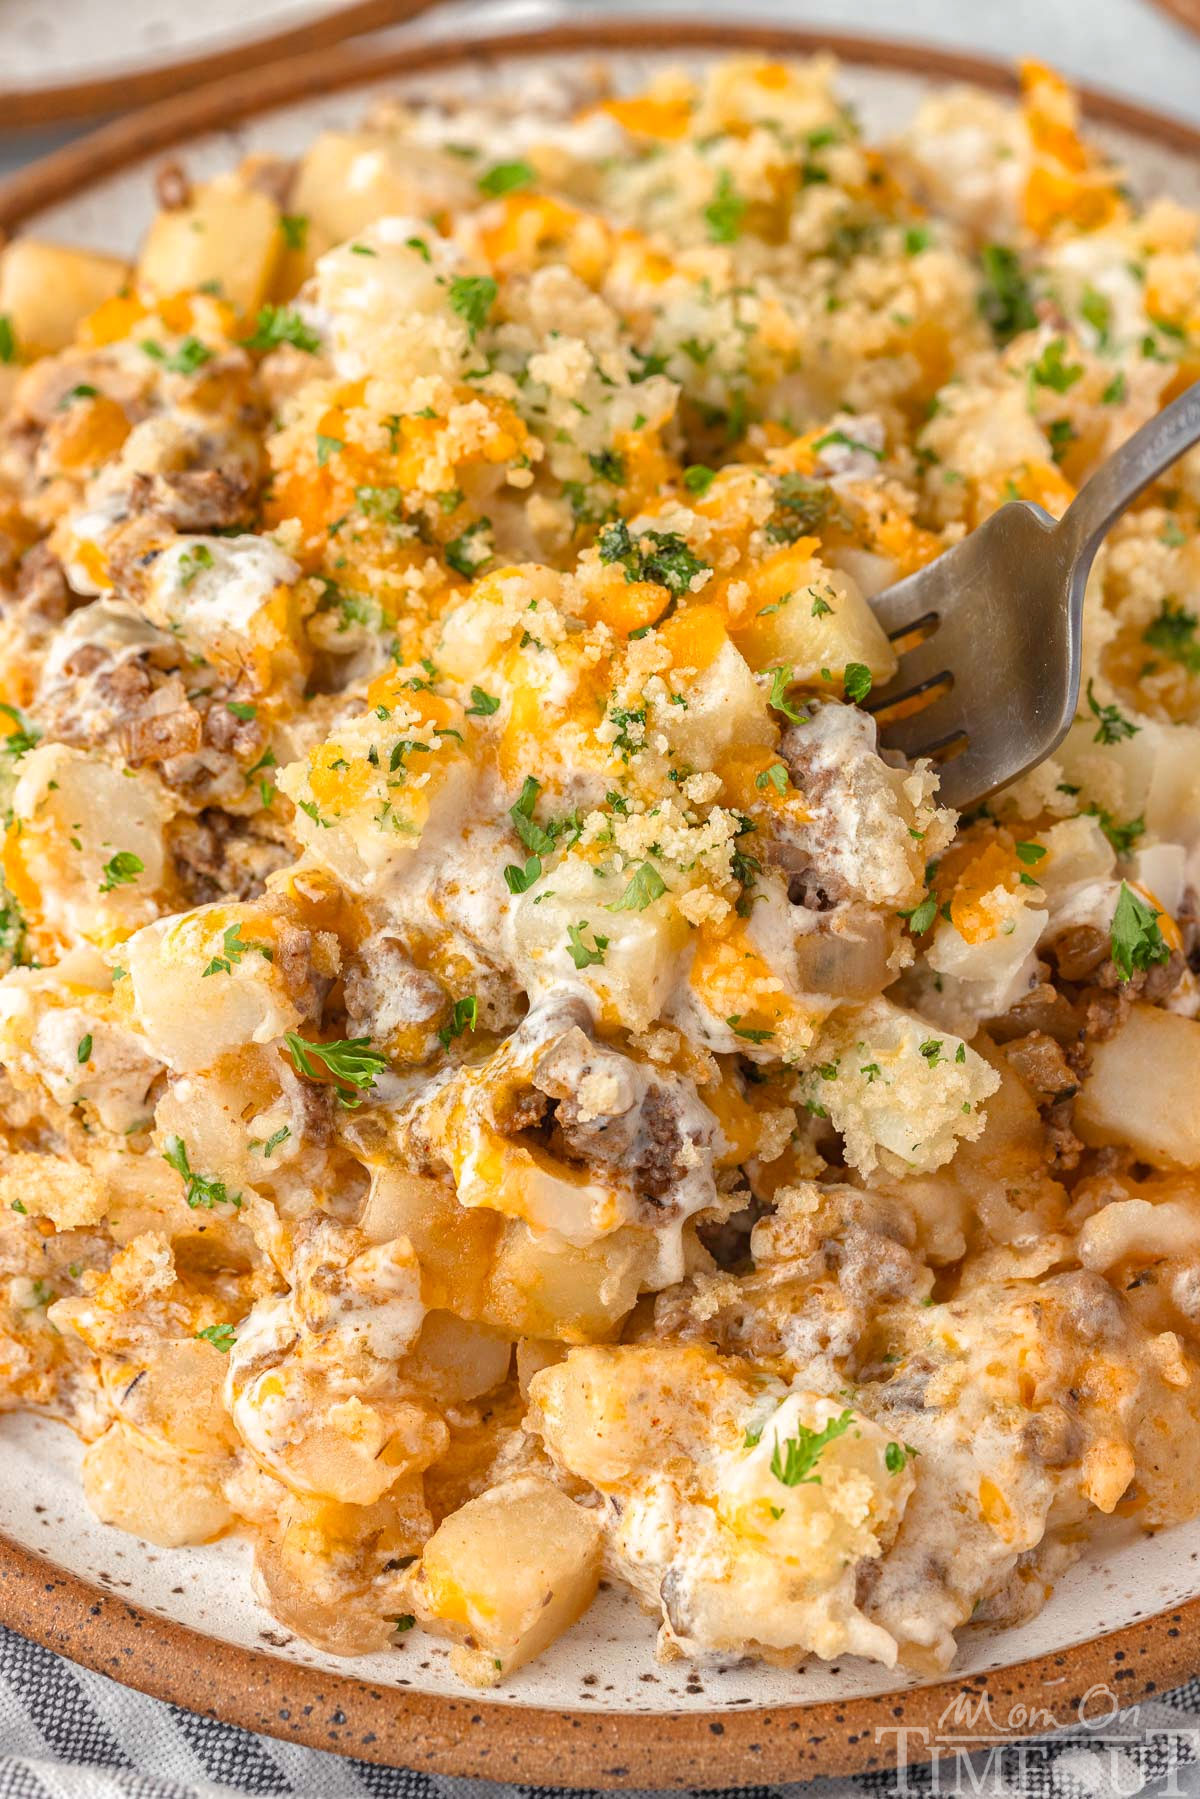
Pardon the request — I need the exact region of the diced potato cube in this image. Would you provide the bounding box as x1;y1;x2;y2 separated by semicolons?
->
289;131;476;248
123;902;305;1074
479;1220;653;1342
511;849;688;1035
1077;1004;1200;1168
0;239;131;355
6;743;172;952
730;543;897;687
138;176;281;313
407;1475;602;1684
83;1422;232;1547
651;606;774;765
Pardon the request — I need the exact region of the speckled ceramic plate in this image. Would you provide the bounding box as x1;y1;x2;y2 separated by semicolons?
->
2;21;1200;1788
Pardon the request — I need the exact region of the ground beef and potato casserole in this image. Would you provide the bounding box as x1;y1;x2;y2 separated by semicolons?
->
0;52;1199;1688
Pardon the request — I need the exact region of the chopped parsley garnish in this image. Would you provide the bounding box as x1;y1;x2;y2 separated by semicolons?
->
1102;371;1127;405
445;518;494;578
1085;805;1144;858
466;685;500;716
596;520;710;595
438;995;479;1050
903;225;931;255
1143;599;1200;673
726;1016;774;1043
977;243;1036;345
609;861;667;912
813;428;883;460
280;213;309;251
0;701;40;759
509;776;555;858
448;274;498;338
316;433;344;467
252;1126;291;1158
769;1410;855;1487
1110;882;1170;983
504;856;542;894
1031;336;1084;393
0;316;15;364
1085;678;1139;744
704;169;746;243
76;1034;93;1064
163;1135;242;1211
478;159;535;197
885;1441;916;1474
755;762;789;795
588;448;626;485
177;543;214;589
242;304;321;354
683;464;717;496
566;922;608;969
355;484;405;523
901;891;938;935
1081;284;1112;350
98;851;144;893
141;334;212;375
843;662;873;704
918;1038;944;1066
284;1033;388;1096
766;665;808;726
196;1323;237;1353
1015;841;1046;866
202;922;274;978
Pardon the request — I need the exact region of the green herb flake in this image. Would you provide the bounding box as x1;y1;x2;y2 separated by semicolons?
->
977;244;1036;345
163;1135;242;1211
566;922;608;969
766;664;808;726
196;1323;237;1353
609;861;667;912
242;304;321;355
1110;881;1170;982
284;1033;388;1094
1086;678;1139;745
726;1015;774;1043
683;464;717;495
843;662;873;704
438;995;479;1051
769;1409;854;1487
280;213;309;251
177;543;215;589
448;274;498;339
202;922;274;979
704;169;746;243
98;851;144;894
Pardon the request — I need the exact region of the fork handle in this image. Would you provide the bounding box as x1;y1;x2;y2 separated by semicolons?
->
1055;379;1200;563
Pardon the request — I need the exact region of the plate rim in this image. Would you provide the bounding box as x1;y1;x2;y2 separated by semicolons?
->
2;17;1200;1787
0;0;441;133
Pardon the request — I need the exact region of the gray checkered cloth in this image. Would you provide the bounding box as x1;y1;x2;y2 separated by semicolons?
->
1;1624;1200;1799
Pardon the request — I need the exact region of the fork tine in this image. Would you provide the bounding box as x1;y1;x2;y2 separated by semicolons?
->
867;670;952;727
869;629;955;706
876;685;967;761
868;569;945;638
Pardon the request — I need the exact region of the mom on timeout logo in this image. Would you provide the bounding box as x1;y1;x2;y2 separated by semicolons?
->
874;1683;1200;1794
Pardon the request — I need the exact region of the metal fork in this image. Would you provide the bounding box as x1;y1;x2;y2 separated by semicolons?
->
866;381;1200;811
